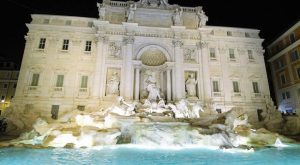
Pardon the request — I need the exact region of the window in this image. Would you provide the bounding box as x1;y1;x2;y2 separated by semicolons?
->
282;92;286;100
229;49;235;59
257;109;263;121
85;41;92;52
297;89;300;98
276;45;280;52
282;92;291;100
209;48;216;59
212;81;219;92
248;50;254;60
245;33;250;38
65;20;72;25
277;59;284;68
43;19;50;24
233;81;240;93
3;84;8;89
62;39;69;50
80;76;88;88
291;50;299;62
227;31;232;36
290;33;296;43
252;82;260;93
296;68;300;79
286;91;291;99
31;74;40;86
38;38;46;49
56;75;64;87
280;74;286;85
51;105;59;120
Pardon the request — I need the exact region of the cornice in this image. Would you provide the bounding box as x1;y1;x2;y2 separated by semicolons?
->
26;24;96;34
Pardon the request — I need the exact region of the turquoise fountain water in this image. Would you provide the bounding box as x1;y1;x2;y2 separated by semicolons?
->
1;144;300;165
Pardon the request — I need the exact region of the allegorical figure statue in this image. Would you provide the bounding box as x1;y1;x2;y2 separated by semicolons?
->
106;72;120;95
126;3;137;22
185;74;197;97
196;7;208;28
172;7;183;26
97;2;106;20
145;72;161;102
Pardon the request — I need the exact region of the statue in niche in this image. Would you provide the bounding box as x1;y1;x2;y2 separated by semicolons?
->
106;72;120;95
145;72;161;102
172;7;183;26
126;3;137;22
109;42;121;58
185;73;197;97
96;2;106;20
196;7;208;28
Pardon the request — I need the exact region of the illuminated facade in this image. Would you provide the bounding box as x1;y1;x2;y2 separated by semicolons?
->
268;21;300;114
12;0;270;125
0;57;19;115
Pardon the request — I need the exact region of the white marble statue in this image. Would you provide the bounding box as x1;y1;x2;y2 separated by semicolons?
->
145;72;161;102
190;102;204;118
159;0;169;6
167;100;203;119
97;3;106;20
185;74;197;97
196;7;208;28
106;72;120;95
172;7;183;26
126;3;137;22
103;97;136;116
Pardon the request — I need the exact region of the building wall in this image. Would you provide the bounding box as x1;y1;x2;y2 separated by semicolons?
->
0;68;19;115
268;21;300;114
12;2;270;124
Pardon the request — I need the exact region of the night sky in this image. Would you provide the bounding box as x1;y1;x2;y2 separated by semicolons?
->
1;0;299;66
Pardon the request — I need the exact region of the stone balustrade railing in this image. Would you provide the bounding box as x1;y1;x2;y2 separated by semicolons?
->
109;1;128;7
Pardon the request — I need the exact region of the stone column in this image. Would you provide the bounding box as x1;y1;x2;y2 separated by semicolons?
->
173;39;184;100
123;36;135;100
134;68;140;101
198;41;211;100
92;35;107;99
167;69;172;102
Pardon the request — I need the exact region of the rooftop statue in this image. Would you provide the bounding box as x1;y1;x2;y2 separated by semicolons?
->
126;3;137;22
196;7;208;28
96;2;106;20
172;7;183;26
139;0;169;8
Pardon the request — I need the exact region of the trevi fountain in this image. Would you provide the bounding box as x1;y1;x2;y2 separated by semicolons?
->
1;0;300;164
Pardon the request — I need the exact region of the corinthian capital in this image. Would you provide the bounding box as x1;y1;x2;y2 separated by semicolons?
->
123;36;135;44
95;34;109;43
196;41;208;49
172;40;183;47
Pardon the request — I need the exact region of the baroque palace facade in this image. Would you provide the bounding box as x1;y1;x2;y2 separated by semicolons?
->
13;0;270;123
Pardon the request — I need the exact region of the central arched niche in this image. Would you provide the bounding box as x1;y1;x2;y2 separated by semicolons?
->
140;47;167;66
